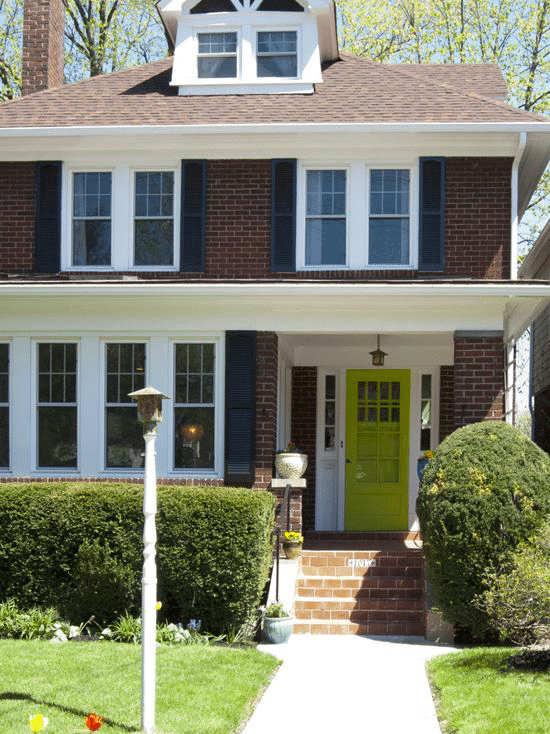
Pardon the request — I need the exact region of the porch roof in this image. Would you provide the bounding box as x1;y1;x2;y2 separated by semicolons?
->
0;279;546;341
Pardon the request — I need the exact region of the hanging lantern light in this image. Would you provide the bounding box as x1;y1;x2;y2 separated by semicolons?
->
370;334;387;366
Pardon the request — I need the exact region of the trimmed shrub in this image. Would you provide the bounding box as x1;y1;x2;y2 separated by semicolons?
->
0;483;275;632
482;523;550;645
417;421;550;637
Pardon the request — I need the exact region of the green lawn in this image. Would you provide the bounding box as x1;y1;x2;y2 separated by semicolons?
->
428;647;550;734
0;639;280;734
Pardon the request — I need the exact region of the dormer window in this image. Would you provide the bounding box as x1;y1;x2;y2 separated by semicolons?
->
257;31;297;77
197;32;238;78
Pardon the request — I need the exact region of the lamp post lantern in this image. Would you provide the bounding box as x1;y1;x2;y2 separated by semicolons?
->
129;385;169;734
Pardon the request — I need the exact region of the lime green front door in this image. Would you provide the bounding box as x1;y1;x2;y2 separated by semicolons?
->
345;370;410;530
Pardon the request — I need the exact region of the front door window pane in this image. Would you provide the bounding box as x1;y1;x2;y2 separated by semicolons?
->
305;170;346;265
368;169;410;265
0;344;8;468
106;343;145;468
174;343;215;470
72;172;112;266
37;343;77;468
134;172;174;266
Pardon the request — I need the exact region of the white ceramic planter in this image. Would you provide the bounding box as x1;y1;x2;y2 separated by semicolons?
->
274;453;308;480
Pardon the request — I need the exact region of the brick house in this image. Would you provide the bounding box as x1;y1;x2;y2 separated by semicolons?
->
1;0;550;556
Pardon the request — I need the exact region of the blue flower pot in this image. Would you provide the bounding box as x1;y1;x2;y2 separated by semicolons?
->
263;616;294;644
417;457;429;481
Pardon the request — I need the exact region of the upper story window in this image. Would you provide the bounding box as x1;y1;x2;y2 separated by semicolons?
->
369;169;410;266
72;172;112;266
299;162;415;271
65;166;179;271
305;170;346;266
134;172;175;266
197;32;237;78
257;31;297;77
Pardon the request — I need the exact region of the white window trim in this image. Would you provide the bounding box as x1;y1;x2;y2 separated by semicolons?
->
196;28;240;80
62;165;180;272
297;163;350;271
254;27;300;81
167;336;224;478
31;339;80;475
297;160;419;271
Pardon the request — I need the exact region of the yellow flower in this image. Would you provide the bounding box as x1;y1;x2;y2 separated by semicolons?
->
29;714;48;732
156;601;162;611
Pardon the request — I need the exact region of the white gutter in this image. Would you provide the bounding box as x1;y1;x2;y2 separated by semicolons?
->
0;122;548;138
1;281;550;298
511;131;527;279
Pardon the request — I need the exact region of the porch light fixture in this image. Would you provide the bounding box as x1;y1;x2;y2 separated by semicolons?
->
128;385;170;734
370;334;387;367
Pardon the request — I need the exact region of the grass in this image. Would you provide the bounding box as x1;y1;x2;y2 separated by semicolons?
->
428;647;550;734
0;639;280;734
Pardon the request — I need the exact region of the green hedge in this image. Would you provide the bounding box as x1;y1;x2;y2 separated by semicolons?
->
417;421;550;637
0;483;275;633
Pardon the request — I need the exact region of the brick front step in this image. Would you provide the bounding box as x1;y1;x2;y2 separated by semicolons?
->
293;546;427;636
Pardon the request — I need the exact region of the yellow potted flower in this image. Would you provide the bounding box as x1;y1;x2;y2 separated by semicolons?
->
282;530;304;559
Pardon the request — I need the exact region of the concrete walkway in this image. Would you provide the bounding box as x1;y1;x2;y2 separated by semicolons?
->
242;634;460;734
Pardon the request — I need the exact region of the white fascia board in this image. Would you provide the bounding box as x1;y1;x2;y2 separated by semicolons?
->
0;122;549;138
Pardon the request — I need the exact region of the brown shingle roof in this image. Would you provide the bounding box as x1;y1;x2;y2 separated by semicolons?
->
0;54;544;128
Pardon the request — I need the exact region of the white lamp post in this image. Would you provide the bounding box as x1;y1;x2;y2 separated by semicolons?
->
129;385;169;734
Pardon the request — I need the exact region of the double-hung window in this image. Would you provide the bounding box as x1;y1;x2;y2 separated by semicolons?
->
72;172;112;266
174;343;215;470
305;170;346;266
37;343;78;469
0;344;8;468
105;343;146;468
197;32;237;78
257;31;297;77
368;169;410;265
134;171;175;266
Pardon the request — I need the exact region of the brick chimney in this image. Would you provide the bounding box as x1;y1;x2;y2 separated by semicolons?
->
22;0;64;96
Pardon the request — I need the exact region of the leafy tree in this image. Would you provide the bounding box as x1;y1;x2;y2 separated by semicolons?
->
0;0;22;100
64;0;167;81
337;0;550;245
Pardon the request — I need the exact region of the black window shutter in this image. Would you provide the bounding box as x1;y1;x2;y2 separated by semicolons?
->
271;159;296;272
419;157;445;272
225;331;256;485
35;161;62;273
181;160;206;272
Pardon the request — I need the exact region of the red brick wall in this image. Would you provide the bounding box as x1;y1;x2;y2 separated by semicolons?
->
445;158;512;279
253;331;278;489
22;0;64;96
0;162;35;272
0;157;512;281
205;160;271;278
439;366;455;440
291;367;317;531
454;334;504;427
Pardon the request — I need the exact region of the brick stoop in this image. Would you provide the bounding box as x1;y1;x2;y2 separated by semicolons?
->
293;537;426;635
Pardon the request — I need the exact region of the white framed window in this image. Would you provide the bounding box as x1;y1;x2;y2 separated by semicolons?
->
368;168;410;266
36;342;78;469
72;172;112;266
64;165;179;272
134;171;175;267
104;342;147;469
174;342;216;471
298;161;416;270
197;32;238;78
305;169;347;266
0;343;8;468
257;31;297;77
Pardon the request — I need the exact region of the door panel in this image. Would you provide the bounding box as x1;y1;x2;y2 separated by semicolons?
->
345;369;410;530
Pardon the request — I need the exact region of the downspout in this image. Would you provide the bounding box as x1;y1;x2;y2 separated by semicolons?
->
510;131;527;279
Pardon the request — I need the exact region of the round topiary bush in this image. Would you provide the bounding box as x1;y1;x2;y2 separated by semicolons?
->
417;421;550;638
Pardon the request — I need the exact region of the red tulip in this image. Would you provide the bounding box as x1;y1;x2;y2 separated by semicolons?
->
85;713;102;731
